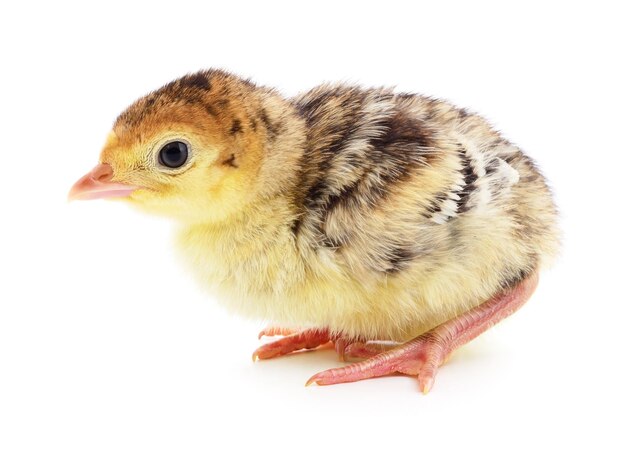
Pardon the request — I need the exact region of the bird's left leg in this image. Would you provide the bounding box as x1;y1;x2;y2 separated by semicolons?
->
306;272;539;393
252;329;331;361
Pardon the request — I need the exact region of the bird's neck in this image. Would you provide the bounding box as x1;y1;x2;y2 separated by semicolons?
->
179;193;298;248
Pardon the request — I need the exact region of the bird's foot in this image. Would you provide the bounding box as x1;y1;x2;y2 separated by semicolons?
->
252;328;331;361
306;332;446;393
306;273;539;393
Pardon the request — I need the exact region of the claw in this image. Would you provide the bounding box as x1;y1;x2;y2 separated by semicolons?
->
420;376;434;394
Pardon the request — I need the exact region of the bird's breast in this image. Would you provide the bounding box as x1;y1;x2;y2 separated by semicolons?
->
175;223;475;341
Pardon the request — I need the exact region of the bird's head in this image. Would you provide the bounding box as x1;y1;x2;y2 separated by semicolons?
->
69;70;295;224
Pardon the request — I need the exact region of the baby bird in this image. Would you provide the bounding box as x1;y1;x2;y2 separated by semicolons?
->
69;69;559;393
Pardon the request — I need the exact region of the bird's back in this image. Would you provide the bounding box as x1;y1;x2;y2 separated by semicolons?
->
291;86;557;269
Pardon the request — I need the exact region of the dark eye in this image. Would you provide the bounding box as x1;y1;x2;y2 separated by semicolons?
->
158;141;189;168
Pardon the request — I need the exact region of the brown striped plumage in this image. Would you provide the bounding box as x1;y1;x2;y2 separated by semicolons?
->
79;69;559;387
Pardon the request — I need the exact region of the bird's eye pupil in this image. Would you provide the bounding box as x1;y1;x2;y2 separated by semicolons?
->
159;141;189;168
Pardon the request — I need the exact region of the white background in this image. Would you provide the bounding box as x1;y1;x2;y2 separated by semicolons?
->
1;1;624;450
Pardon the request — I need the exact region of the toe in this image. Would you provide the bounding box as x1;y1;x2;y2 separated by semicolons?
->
253;329;331;361
252;341;285;361
258;326;297;339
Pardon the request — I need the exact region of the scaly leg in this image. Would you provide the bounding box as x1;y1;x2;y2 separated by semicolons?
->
306;273;539;393
252;329;331;361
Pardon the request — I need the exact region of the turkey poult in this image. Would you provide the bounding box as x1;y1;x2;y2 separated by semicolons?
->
69;69;559;393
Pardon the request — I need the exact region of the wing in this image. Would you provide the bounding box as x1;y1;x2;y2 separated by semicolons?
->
290;86;521;276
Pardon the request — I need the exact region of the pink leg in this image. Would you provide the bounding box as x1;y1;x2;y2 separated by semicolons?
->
252;329;331;361
306;273;539;393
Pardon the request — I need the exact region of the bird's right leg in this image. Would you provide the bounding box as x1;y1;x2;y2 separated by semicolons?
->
252;329;331;361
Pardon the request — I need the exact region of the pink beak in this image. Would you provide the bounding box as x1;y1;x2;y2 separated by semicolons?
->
68;163;138;201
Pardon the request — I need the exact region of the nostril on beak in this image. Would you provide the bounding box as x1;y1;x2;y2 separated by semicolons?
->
92;163;114;182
